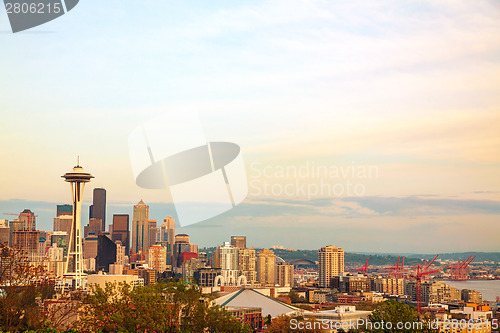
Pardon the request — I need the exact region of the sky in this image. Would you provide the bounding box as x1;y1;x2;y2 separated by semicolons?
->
0;0;499;253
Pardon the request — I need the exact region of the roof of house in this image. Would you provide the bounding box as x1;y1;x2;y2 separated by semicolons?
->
215;288;302;318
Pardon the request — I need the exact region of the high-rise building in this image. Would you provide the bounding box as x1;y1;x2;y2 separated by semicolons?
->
257;249;275;286
61;162;93;289
96;234;116;272
131;200;149;254
198;252;208;266
218;242;239;271
276;262;294;287
157;216;175;266
175;234;190;243
374;277;405;295
230;236;246;249
182;258;204;281
56;204;72;217
38;231;50;258
11;230;41;261
9;219;24;232
147;244;167;273
51;231;69;256
92;188;106;231
193;268;222;287
48;243;64;262
53;215;73;236
332;273;369;292
148;220;157;248
112;214;130;255
0;221;10;245
115;241;126;266
179;252;198;267
83;235;98;259
461;289;482;304
18;209;36;231
318;245;344;288
404;280;460;304
173;234;198;268
9;219;23;245
84;218;102;238
238;247;257;284
45;242;66;277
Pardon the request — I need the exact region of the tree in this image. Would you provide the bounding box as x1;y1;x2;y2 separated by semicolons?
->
43;292;83;332
288;291;301;303
366;300;436;333
77;280;250;333
0;242;56;332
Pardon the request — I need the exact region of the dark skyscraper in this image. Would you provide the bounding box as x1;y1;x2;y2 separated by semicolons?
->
112;214;130;255
92;188;106;231
132;200;149;254
96;234;116;272
56;204;73;217
231;236;246;249
84;218;103;238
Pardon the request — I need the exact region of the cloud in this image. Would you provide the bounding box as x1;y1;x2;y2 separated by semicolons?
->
345;196;500;217
228;195;500;219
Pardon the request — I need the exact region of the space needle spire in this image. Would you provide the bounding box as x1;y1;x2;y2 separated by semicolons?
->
61;158;93;289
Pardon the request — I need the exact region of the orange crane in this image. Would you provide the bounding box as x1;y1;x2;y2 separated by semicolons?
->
448;255;476;280
3;212;38;230
410;264;440;313
357;258;369;273
422;254;439;280
387;255;406;278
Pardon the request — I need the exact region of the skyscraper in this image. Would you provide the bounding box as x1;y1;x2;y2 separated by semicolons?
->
112;214;130;255
92;188;106;231
148;219;157;248
84;218;102;238
131;199;149;254
0;221;9;245
276;262;294;287
53;215;73;236
318;245;344;288
96;234;116;272
238;247;257;284
257;249;275;286
56;204;72;217
11;230;41;261
173;234;197;268
147;244;167;273
18;209;36;231
230;236;246;249
218;242;239;270
8;219;22;245
83;234;98;259
61;162;93;289
157;216;175;266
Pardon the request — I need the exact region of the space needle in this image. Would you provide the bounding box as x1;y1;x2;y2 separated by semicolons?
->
61;158;93;290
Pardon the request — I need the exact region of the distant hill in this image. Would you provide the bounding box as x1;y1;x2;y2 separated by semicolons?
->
200;248;426;266
278;250;500;265
200;248;500;266
271;249;424;266
404;252;500;262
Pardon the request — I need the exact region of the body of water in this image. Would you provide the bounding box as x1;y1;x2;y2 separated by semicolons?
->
439;280;500;302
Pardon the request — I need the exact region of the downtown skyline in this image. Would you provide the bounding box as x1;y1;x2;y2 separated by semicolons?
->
1;0;499;252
